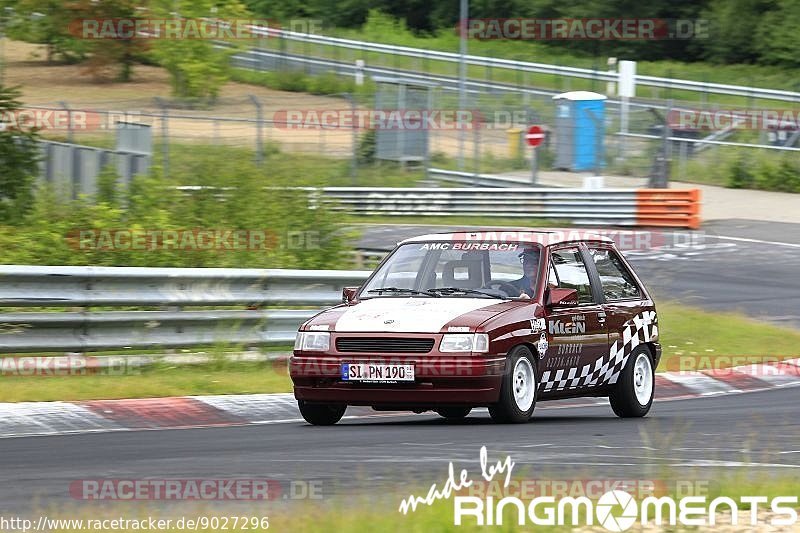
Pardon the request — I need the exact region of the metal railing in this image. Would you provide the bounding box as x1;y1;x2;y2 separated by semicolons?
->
0;266;371;353
316;186;701;228
167;185;701;227
249;27;800;103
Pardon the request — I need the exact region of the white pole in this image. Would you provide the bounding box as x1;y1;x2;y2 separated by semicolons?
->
458;0;468;171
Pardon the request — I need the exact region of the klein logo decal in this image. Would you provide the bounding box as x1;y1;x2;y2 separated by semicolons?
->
548;319;586;335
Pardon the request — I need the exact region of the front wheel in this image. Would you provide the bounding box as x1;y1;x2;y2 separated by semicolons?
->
609;347;655;418
489;346;537;423
298;400;346;425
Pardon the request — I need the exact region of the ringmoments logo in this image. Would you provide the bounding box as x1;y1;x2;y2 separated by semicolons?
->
398;446;799;529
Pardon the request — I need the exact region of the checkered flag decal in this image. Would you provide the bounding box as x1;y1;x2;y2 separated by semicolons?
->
540;311;658;393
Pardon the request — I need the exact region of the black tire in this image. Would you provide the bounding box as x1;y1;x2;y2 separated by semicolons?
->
298;400;346;426
609;347;655;418
489;346;537;424
435;406;472;419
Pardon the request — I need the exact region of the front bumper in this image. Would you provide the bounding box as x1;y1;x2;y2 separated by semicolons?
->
290;354;505;406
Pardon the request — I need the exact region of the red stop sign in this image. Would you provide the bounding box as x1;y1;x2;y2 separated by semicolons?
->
526;125;545;147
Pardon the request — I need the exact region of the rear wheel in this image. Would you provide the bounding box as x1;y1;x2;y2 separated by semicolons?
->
435;406;472;420
298;401;346;425
609;347;654;418
489;346;537;424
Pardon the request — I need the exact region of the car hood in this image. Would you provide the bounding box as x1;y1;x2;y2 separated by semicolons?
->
319;297;527;333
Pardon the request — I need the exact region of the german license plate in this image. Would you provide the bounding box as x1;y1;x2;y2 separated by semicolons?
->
341;363;415;383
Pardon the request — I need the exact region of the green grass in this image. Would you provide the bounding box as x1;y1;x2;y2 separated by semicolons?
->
656;301;800;371
0;362;292;402
2;302;798;402
34;471;800;532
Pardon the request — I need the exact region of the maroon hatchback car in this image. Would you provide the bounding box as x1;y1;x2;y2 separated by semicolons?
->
290;229;660;425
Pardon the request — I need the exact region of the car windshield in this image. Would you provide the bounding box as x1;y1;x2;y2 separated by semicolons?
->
360;242;542;299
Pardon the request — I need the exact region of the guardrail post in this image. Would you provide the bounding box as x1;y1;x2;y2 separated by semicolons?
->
59;101;74;143
347;92;357;181
154;97;170;177
249;94;264;166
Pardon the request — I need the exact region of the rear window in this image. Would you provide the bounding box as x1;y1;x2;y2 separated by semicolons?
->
589;248;642;300
550;247;594;304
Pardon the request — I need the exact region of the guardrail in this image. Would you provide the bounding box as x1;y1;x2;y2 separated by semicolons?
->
317;187;701;229
172;185;702;228
249;27;800;103
0;267;371;353
428;168;534;187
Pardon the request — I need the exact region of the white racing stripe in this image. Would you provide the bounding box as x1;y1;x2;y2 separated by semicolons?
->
334;297;500;333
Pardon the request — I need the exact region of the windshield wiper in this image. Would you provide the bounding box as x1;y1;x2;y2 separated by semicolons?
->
366;287;439;297
427;287;506;299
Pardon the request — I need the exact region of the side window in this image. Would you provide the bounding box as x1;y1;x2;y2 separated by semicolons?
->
589;248;642;300
550;247;594;304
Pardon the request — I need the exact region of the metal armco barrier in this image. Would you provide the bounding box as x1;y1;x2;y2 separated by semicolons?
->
0;267;371;353
0;265;369;307
636;189;702;229
318;187;702;229
427;168;533;187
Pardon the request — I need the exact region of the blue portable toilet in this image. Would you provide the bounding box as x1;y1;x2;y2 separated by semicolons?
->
552;91;606;171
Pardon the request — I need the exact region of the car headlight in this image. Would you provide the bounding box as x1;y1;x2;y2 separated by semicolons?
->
440;333;490;353
294;331;330;352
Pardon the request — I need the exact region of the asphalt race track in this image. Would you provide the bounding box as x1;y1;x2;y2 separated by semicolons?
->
1;219;798;515
355;219;800;328
0;387;797;512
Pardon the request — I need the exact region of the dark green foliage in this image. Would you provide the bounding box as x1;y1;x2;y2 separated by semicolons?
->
0;85;40;224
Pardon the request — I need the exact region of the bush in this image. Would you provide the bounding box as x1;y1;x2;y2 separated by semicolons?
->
0;151;348;268
357;129;376;164
725;155;754;189
725;153;800;193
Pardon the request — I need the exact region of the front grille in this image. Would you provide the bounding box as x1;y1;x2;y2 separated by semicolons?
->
335;337;435;353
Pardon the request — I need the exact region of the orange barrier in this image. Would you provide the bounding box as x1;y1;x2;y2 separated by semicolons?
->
636;189;702;229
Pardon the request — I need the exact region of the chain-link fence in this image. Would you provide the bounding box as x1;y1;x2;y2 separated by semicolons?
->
26;68;799;194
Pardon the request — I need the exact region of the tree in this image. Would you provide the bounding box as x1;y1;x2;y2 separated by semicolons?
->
755;0;800;67
149;0;250;101
6;0;89;63
703;0;774;64
0;85;40;224
66;0;148;82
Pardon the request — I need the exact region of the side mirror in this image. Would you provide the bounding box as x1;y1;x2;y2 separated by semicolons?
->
546;288;578;308
342;286;360;304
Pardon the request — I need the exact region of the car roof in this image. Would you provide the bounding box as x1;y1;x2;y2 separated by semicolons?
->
399;228;614;247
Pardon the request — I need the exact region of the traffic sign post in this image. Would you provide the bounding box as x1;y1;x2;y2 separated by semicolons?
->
525;125;545;185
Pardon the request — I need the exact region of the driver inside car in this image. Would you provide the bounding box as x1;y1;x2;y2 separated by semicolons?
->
512;249;540;298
